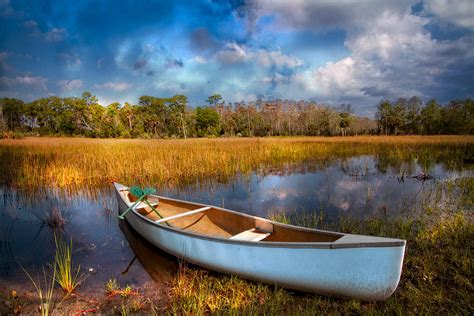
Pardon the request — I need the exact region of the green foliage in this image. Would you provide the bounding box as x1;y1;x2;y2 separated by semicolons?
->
376;97;474;135
0;94;473;139
206;93;224;106
105;278;119;293
50;234;84;294
195;106;220;136
22;266;61;316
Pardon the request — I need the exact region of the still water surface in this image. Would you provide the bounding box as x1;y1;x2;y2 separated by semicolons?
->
0;155;471;291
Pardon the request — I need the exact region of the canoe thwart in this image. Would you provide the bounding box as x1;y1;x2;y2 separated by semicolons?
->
229;228;271;242
155;206;211;224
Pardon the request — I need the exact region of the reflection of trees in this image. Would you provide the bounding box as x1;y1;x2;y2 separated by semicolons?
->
375;144;471;174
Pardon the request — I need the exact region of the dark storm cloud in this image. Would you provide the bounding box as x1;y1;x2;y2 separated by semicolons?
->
190;28;220;53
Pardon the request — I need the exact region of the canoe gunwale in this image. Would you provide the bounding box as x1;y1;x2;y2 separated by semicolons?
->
114;183;406;249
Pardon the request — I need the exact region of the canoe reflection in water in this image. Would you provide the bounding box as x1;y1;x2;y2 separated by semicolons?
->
119;220;179;283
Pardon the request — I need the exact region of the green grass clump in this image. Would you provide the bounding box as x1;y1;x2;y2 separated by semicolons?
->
168;265;291;315
22;266;59;316
105;278;119;294
50;235;84;294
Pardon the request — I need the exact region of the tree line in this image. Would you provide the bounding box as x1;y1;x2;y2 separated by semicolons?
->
376;96;473;135
0;92;472;138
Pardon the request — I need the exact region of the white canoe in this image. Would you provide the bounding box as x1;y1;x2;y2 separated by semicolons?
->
114;182;406;300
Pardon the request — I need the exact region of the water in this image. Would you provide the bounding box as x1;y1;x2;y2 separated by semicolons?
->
0;155;471;291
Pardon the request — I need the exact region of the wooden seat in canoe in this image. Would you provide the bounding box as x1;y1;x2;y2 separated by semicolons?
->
230;228;271;242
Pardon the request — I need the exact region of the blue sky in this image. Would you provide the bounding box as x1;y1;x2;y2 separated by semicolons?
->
0;0;473;116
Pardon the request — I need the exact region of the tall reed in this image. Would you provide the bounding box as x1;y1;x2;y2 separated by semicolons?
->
50;234;84;294
22;266;58;316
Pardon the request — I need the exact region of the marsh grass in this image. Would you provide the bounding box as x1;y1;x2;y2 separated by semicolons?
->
37;206;68;231
21;266;60;316
50;235;84;294
0;136;472;190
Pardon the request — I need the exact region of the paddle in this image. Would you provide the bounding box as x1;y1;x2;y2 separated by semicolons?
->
118;186;165;220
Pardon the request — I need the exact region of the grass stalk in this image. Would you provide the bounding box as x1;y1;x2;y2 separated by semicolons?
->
21;266;58;316
50;234;84;294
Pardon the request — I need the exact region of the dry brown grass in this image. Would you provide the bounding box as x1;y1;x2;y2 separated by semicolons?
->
0;136;472;189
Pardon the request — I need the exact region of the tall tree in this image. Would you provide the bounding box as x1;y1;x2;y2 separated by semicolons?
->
405;96;422;134
195;106;220;136
420;99;442;134
0;98;25;131
339;103;353;136
168;94;188;138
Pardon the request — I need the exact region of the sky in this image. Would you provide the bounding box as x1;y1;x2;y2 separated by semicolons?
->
0;0;473;116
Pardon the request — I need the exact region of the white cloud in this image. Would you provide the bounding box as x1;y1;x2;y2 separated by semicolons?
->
247;0;415;33
57;52;81;71
425;0;474;29
254;49;303;68
235;0;473;111
58;79;83;91
215;43;248;64
214;43;303;69
45;28;67;42
0;75;48;91
24;20;67;42
94;82;131;91
191;55;207;64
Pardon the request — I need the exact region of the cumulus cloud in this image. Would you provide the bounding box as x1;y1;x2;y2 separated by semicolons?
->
425;0;474;29
227;0;473;111
215;43;248;64
115;39;185;75
45;28;67;42
243;0;415;33
215;43;303;69
24;20;67;42
254;49;303;68
57;52;81;71
94;82;131;91
191;55;207;64
0;75;48;91
58;79;83;91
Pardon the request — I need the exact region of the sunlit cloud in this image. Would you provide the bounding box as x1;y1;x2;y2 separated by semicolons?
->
58;79;83;91
94;82;132;92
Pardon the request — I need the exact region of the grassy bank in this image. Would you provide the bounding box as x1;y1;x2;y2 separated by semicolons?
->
0;135;472;190
167;177;473;314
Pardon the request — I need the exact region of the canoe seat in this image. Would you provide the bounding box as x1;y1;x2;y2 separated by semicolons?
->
133;200;159;210
229;228;271;242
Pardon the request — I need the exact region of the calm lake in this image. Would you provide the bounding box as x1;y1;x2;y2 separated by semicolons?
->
1;153;472;293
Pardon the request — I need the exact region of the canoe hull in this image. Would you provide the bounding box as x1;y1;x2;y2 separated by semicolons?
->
116;191;405;301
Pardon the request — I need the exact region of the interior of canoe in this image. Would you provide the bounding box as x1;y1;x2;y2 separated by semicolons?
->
125;192;342;243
